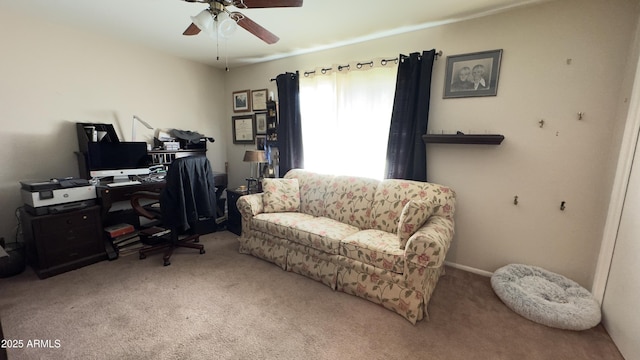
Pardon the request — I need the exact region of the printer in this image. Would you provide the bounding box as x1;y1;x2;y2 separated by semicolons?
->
21;178;97;216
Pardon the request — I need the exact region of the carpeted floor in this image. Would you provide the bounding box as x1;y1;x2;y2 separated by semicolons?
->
0;231;623;360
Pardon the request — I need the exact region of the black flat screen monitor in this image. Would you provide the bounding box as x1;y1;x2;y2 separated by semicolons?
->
87;142;150;182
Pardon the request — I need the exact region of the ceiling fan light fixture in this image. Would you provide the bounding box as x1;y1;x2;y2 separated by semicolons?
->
191;9;214;32
216;11;238;39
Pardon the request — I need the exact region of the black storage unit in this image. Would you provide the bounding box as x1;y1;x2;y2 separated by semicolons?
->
75;122;120;179
76;122;119;152
20;205;107;279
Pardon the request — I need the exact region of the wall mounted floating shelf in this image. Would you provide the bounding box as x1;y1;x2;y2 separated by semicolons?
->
422;134;505;145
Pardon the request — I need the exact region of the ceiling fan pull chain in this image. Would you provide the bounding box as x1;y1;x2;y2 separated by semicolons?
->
215;18;220;61
225;38;230;71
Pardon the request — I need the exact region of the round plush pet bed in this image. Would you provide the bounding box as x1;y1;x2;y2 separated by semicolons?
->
491;264;601;331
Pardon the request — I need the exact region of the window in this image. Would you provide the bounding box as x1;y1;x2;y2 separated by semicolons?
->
299;64;397;179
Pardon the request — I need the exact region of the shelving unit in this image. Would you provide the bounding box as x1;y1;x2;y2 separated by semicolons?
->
266;100;278;145
75;122;121;179
148;149;206;169
422;134;505;145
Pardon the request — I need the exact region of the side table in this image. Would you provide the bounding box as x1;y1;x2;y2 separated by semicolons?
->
226;189;245;236
227;189;263;236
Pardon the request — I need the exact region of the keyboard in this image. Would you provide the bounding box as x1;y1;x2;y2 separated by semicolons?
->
106;180;142;187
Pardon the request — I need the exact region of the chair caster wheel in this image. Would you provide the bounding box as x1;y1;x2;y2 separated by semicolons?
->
200;249;206;255
164;260;171;266
140;254;146;260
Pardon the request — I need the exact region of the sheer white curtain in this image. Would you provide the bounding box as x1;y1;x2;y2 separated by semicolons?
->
299;61;397;179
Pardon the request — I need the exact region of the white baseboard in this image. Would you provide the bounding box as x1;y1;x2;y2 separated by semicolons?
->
444;261;493;277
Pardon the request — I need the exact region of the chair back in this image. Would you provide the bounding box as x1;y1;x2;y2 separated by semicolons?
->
161;156;217;232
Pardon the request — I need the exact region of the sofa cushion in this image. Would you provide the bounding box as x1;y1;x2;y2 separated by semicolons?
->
371;179;455;234
398;200;432;249
324;176;379;229
288;217;360;254
284;169;334;217
251;212;316;238
340;229;405;274
262;178;301;213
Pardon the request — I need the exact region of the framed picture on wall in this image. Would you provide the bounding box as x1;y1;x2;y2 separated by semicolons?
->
233;90;251;112
443;49;503;99
251;89;268;111
255;112;267;134
232;115;255;144
255;135;266;151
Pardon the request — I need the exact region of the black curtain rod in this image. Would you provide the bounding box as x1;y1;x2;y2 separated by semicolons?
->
267;50;443;81
270;71;299;82
297;49;443;77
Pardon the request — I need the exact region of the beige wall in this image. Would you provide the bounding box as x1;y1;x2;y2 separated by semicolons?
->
0;8;227;242
225;0;640;287
1;0;637;288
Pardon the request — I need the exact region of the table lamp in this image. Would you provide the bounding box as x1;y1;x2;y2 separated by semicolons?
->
243;150;266;192
132;115;154;142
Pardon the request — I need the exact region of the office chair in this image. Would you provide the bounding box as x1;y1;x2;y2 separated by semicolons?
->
130;156;217;266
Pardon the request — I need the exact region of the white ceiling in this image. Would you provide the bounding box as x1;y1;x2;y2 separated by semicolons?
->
0;0;548;69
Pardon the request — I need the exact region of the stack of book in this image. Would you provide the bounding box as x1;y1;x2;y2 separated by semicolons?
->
104;223;141;256
139;227;171;245
104;223;135;238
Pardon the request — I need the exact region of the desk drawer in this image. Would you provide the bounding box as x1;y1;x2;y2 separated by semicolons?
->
34;208;100;232
40;233;103;267
30;207;103;268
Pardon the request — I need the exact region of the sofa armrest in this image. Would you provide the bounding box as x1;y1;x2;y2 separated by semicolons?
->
236;193;264;221
404;215;454;269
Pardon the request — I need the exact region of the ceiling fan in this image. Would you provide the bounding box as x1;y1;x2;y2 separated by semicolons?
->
181;0;303;44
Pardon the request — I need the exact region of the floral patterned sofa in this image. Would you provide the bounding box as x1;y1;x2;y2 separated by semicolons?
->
236;169;456;324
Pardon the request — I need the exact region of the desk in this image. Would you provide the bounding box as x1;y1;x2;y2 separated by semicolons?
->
97;173;228;259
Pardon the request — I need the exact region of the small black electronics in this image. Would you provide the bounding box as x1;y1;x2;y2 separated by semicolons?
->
86;142;151;182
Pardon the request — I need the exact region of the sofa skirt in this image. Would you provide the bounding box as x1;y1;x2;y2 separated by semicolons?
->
286;246;339;289
239;230;445;324
238;233;288;270
336;266;421;324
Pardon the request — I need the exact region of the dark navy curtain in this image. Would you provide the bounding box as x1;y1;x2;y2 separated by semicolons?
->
385;50;436;181
276;71;304;176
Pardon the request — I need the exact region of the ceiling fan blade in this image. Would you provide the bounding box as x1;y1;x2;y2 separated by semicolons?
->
183;22;201;35
230;12;280;44
235;0;303;8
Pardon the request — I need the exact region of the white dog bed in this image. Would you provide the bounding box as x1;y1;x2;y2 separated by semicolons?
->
491;264;601;331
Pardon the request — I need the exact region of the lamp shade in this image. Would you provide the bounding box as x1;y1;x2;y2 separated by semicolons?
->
243;150;266;163
216;11;237;39
191;9;214;32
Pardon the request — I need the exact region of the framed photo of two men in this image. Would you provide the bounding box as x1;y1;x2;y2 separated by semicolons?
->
443;49;503;99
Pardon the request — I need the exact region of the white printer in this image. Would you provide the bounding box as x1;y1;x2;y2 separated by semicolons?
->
21;178;97;216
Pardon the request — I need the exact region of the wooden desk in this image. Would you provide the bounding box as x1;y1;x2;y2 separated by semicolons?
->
97;173;228;259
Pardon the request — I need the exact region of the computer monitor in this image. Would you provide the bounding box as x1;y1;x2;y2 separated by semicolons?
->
87;142;151;182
